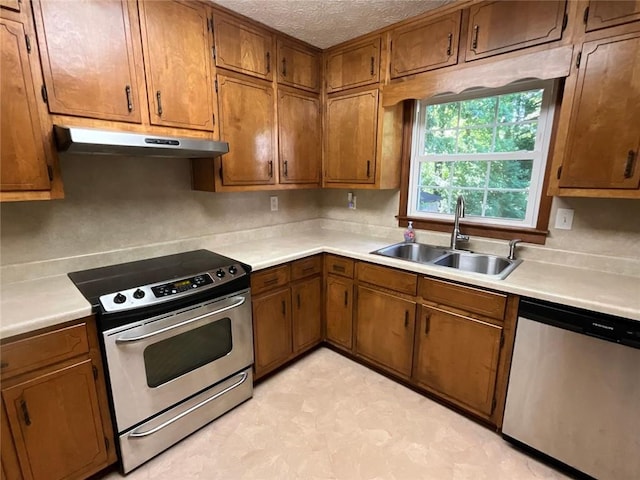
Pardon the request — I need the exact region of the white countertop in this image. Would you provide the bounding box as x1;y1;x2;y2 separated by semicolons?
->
2;230;639;339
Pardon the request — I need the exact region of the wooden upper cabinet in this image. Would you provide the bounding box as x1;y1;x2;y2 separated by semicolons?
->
586;1;640;32
217;72;276;185
0;0;20;12
0;17;51;192
139;0;214;131
465;0;567;61
278;87;321;184
277;38;321;91
325;37;381;93
213;12;273;80
325;89;378;183
558;32;640;189
31;0;142;123
2;359;108;480
390;11;461;78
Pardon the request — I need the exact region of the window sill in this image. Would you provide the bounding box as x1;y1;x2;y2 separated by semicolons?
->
397;216;549;245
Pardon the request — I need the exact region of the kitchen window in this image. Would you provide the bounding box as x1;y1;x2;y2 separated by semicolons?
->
403;80;557;242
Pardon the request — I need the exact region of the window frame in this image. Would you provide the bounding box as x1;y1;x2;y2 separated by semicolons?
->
397;81;563;245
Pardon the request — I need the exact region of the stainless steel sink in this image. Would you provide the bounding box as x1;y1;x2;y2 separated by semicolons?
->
372;242;449;263
370;242;522;280
433;251;522;279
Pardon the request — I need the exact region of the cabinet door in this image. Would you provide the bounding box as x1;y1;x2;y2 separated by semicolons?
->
390;11;461;78
414;305;503;417
31;0;142;122
2;359;108;480
0;17;51;192
277;39;320;91
586;1;640;32
278;87;321;184
291;276;322;352
466;0;566;61
218;72;276;185
0;0;20;12
325;89;378;183
325;275;353;349
559;33;640;189
326;37;380;93
139;0;214;131
252;288;292;377
356;286;416;378
213;13;273;80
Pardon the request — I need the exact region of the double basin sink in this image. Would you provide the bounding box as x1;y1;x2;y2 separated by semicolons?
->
371;242;522;280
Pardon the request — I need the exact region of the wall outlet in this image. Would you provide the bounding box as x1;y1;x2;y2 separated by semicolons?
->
270;195;278;212
555;208;574;230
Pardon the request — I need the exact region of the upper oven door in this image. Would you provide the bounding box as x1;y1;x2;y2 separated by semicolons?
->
102;289;253;432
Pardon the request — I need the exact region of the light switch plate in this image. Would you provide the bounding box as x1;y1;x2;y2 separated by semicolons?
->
555;208;574;230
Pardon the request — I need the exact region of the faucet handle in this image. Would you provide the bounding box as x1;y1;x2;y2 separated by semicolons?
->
508;239;522;260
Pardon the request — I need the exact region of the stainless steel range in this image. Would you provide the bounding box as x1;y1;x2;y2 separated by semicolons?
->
68;250;253;474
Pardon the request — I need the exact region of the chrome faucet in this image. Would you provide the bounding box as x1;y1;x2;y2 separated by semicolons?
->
450;195;469;250
508;239;523;260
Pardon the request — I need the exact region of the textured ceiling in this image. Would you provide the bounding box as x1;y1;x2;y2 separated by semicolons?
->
212;0;454;49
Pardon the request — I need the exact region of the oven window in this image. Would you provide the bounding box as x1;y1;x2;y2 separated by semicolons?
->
143;318;232;388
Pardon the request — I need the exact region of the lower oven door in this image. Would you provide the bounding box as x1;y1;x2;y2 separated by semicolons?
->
103;289;253;432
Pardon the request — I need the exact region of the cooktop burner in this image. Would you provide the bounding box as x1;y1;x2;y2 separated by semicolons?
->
68;250;251;321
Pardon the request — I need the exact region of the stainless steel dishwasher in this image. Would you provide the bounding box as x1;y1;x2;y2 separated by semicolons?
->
502;298;640;480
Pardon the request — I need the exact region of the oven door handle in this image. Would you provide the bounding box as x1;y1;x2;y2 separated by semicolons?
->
127;371;249;439
115;296;246;343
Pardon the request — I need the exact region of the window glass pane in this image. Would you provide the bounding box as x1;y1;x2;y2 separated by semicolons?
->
485;191;528;220
460;97;496;126
497;89;543;123
458;127;493;153
454;190;484;216
452;161;488;188
419;161;451;186
425;130;456;154
495;123;538;152
426;102;458;130
488;160;533;189
417;187;446;212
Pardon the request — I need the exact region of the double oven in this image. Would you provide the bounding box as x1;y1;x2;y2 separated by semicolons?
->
69;250;253;473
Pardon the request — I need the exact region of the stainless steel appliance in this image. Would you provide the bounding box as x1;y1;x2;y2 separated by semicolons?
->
502;298;640;480
69;250;253;474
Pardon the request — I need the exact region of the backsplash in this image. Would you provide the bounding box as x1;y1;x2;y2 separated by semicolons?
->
0;154;321;266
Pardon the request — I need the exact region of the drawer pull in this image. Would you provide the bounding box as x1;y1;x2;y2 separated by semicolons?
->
125;85;133;112
297;293;301;309
424;314;431;335
404;310;409;328
282;57;287;77
266;51;271;73
370;56;375;76
366;160;371;177
20;399;31;426
344;290;348;306
156;90;163;116
283;160;288;177
281;300;286;316
333;265;345;273
471;25;479;50
302;265;315;273
268;160;273;177
446;33;453;56
263;278;279;287
624;150;637;178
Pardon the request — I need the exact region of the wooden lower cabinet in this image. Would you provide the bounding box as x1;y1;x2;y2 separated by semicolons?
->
291;276;322;352
325;275;353;350
355;286;416;378
0;317;116;480
252;287;293;377
413;304;503;418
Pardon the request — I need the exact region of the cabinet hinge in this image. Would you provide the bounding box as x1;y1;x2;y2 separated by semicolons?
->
47;165;53;181
40;84;48;104
557;165;563;179
562;13;568;32
583;6;589;24
214;78;218;93
25;34;31;53
92;365;98;380
104;436;110;451
575;51;582;69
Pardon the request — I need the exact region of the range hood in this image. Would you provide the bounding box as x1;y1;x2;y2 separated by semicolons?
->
53;125;229;158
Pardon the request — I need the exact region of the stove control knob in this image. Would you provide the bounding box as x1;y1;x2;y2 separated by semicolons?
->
133;289;145;299
216;269;225;278
228;265;238;275
114;293;126;304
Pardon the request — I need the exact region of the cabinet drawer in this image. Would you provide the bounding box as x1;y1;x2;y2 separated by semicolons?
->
325;255;354;278
419;277;507;321
251;265;290;295
356;262;417;296
0;323;89;379
291;255;322;280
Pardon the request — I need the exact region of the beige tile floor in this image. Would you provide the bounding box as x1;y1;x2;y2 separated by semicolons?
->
103;348;569;480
